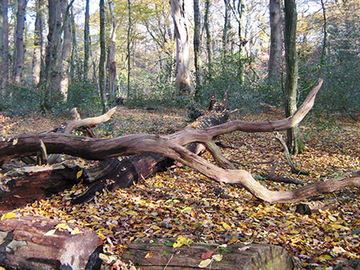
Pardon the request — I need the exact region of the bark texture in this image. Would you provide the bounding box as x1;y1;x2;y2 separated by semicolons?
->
0;215;102;270
268;0;283;84
122;240;298;270
13;0;27;83
0;0;9;93
171;0;191;95
284;0;301;154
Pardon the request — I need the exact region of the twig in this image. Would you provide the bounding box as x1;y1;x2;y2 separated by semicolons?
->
274;132;309;175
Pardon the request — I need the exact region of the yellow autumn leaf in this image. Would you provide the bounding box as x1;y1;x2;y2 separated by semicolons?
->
318;254;332;262
1;212;17;220
55;223;70;231
212;254;223;262
221;222;231;230
173;236;192;248
145;252;153;259
76;170;83;179
70;227;83;235
126;210;138;216
198;258;212;268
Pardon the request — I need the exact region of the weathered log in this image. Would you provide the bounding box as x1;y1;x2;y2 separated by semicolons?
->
0;215;102;270
121;240;299;269
0;164;82;210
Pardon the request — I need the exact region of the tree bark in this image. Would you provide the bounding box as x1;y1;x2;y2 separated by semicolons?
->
99;0;108;113
170;0;191;96
122;240;297;270
204;0;212;78
84;0;90;81
59;0;73;101
193;0;201;100
284;0;301;155
13;0;27;84
127;0;132;100
268;0;283;85
107;1;117;102
32;0;45;86
0;215;102;270
0;0;9;94
0;164;82;210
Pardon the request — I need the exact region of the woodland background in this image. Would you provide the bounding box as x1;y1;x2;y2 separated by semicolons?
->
0;0;360;269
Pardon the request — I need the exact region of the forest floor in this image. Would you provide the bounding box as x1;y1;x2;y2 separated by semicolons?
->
1;106;360;269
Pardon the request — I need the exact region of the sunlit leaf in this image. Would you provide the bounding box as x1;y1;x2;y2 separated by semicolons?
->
1;212;17;220
173;236;192;248
198;258;212;268
145;252;153;259
44;229;56;236
212;254;223;262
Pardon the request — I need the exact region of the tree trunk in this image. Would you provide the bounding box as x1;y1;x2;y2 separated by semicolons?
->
13;0;27;84
0;215;102;270
70;6;78;83
122;240;297;270
170;0;191;96
204;0;212;79
59;0;73;102
84;0;90;81
127;0;132;100
32;0;44;86
99;0;108;113
222;0;231;61
193;0;201;100
107;1;117;102
284;0;302;155
0;0;9;94
268;0;282;85
230;0;245;85
320;0;327;67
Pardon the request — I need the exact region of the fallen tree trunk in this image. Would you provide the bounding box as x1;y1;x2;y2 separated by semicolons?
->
0;164;82;210
3;79;356;204
121;240;298;269
0;215;102;270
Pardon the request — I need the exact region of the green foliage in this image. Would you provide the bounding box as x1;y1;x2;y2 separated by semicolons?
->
67;81;102;117
0;84;42;116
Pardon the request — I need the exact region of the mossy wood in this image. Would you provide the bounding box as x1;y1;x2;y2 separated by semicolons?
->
121;240;298;269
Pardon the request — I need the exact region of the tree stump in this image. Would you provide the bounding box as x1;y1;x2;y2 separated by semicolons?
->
0;215;102;270
121;239;299;269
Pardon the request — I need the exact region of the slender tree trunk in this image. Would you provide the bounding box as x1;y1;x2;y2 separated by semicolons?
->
193;0;201;101
222;0;231;60
268;0;282;85
204;0;212;79
32;0;44;86
230;0;245;85
13;0;27;84
70;7;77;83
107;1;117;102
99;0;108;113
284;0;302;155
170;0;191;96
320;0;327;67
127;0;131;99
84;0;90;81
0;0;9;94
